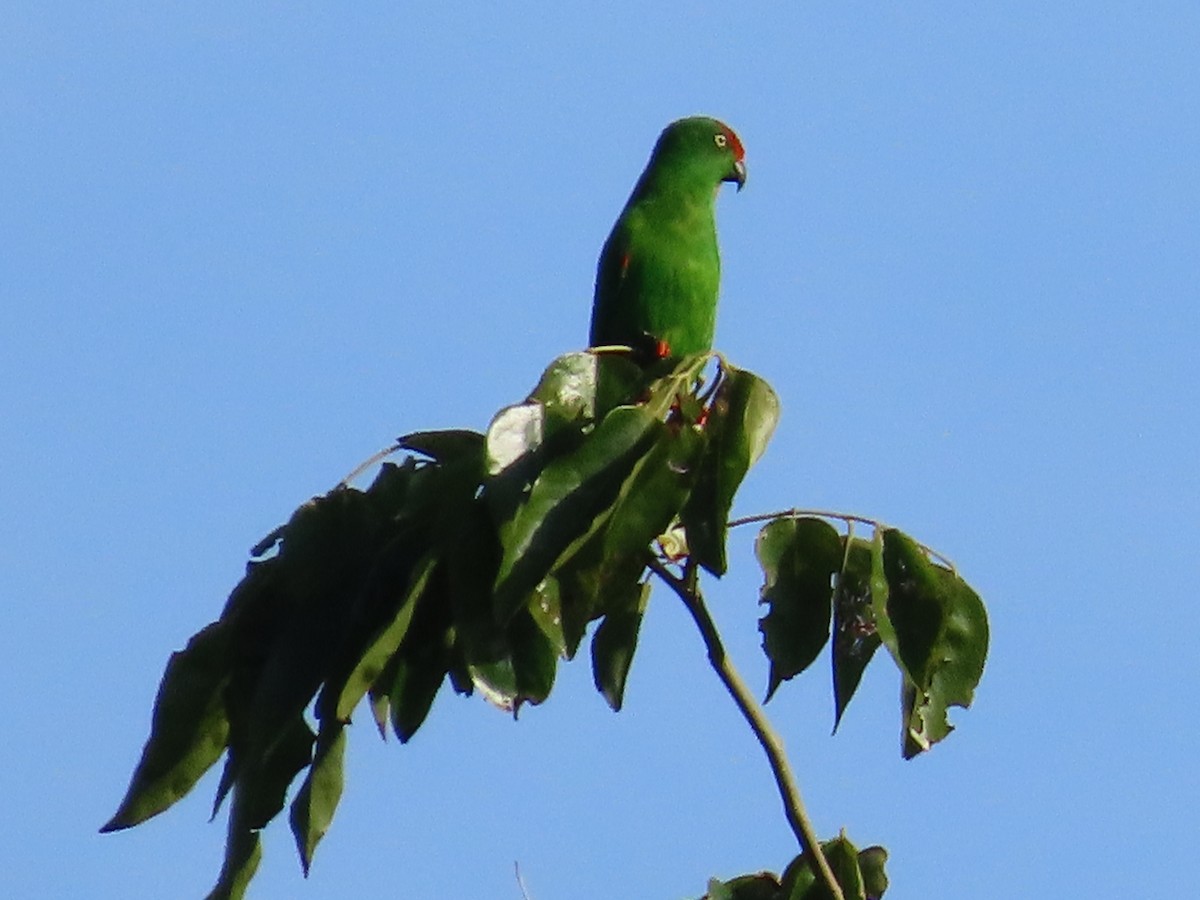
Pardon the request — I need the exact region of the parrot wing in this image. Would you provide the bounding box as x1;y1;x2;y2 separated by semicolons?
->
590;221;636;349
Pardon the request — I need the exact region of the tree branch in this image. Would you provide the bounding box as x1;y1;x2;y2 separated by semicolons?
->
647;558;846;900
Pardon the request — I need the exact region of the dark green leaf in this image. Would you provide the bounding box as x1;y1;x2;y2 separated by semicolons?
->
289;724;346;874
509;608;559;710
315;454;473;725
824;837;866;900
464;609;557;715
683;365;780;575
591;580;651;711
367;686;389;739
780;835;868;900
387;570;456;742
492;404;659;621
467;656;520;712
209;746;238;821
858;846;889;899
246;488;391;746
204;823;260;900
233;716;315;831
388;651;447;742
363;457;419;514
208;716;314;898
756;518;843;700
832;538;884;732
556;416;705;655
703;872;782;900
879;530;989;758
332;554;435;722
102;621;232;832
591;421;705;584
398;429;485;463
441;502;508;661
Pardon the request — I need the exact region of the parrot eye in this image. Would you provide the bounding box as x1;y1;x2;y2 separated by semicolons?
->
714;133;728;148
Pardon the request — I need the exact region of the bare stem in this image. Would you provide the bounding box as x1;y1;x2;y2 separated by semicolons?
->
648;558;846;900
338;441;404;488
514;861;533;900
728;507;957;572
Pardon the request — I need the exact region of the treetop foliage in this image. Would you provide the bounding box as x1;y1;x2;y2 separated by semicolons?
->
103;350;989;900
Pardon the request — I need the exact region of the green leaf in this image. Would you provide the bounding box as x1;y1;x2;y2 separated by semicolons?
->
492;404;660;621
639;352;711;420
233;716;316;831
824;837;866;900
388;652;447;741
702;872;782;900
245;488;391;749
527;577;568;658
367;686;389;739
832;538;884;732
363;456;419;514
315;452;477;727
858;846;889;899
557;416;705;655
591;580;651;711
332;553;436;722
465;609;558;715
208;716;314;898
101;621;233;832
386;572;456;742
509;608;559;709
591;421;705;584
204;823;260;900
756;517;843;700
289;724;346;874
780;835;869;900
879;530;989;758
398;429;484;463
467;656;520;712
528;350;644;432
683;365;780;575
440;501;508;663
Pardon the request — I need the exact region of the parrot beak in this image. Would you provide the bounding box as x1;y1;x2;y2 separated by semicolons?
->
725;159;747;192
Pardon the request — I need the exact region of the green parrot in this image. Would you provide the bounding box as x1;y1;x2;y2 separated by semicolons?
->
589;116;746;361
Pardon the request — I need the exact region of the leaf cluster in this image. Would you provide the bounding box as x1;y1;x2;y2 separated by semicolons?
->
102;348;990;899
704;837;889;900
102;351;779;898
756;518;989;756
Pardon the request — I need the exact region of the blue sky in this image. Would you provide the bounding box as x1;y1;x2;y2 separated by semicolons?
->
3;4;1197;897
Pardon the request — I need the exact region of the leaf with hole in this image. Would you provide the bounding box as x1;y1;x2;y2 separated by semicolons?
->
832;538;884;732
878;529;989;758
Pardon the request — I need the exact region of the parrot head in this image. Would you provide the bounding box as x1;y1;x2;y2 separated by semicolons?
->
646;116;747;194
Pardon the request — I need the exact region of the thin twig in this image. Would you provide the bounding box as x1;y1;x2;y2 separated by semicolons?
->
338;441;405;488
727;507;887;531
647;558;846;900
514;861;533;900
728;507;957;572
